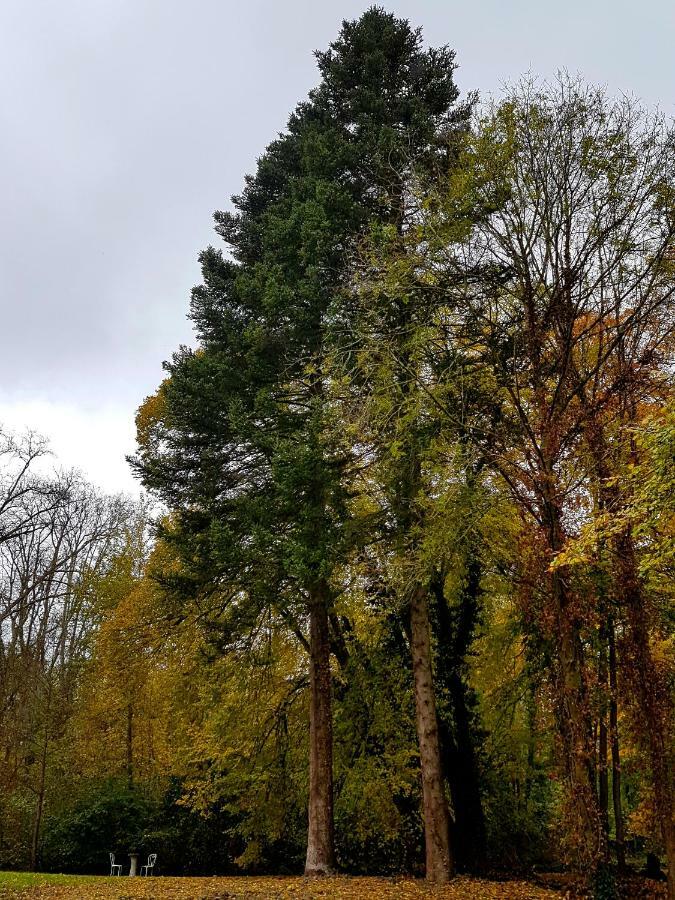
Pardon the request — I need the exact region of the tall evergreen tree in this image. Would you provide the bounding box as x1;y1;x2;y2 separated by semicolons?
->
133;8;470;877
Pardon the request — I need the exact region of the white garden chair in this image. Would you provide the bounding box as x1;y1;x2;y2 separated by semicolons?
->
109;852;122;876
140;853;157;876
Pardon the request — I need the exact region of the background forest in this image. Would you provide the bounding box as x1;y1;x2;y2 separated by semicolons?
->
0;9;673;900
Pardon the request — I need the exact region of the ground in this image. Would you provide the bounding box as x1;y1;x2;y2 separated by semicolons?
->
0;873;669;900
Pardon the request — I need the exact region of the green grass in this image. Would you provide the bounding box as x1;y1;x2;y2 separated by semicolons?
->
0;872;105;887
0;870;664;900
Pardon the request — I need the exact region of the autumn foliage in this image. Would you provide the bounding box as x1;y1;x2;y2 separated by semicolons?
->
1;10;674;900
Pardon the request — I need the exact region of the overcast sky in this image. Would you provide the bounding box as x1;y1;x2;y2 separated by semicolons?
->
1;0;673;494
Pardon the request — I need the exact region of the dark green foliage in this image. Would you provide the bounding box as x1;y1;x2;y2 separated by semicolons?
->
40;782;153;874
130;8;479;882
593;862;617;900
332;617;423;875
39;780;247;877
482;765;558;870
2;12;674;894
131;8;469;621
431;560;487;872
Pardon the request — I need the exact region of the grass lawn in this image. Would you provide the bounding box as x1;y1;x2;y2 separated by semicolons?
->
0;872;564;899
0;872;667;899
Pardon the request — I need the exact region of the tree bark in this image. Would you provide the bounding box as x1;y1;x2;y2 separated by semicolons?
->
586;423;672;894
543;490;607;874
126;703;134;789
30;727;49;871
445;668;486;873
304;583;336;876
410;583;453;883
598;628;609;839
615;532;675;899
551;573;603;858
608;623;625;872
432;564;486;872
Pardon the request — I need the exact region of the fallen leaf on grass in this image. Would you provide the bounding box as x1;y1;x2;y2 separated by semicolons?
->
0;874;667;900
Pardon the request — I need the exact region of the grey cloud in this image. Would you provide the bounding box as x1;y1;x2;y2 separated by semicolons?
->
0;0;672;485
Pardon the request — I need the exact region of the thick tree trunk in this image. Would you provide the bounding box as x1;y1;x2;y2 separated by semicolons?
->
608;623;625;872
585;422;673;893
542;491;607;876
432;565;486;872
551;573;603;856
445;669;486;873
615;533;675;899
304;584;336;876
410;584;453;883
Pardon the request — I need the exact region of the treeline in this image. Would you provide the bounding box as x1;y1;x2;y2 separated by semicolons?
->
1;9;673;900
0;429;145;869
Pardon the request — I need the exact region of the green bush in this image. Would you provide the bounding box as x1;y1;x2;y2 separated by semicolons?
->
40;778;246;875
41;780;154;874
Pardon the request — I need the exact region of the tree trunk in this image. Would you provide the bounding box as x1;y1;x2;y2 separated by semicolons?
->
525;684;538;804
551;574;603;857
304;583;336;876
542;489;607;876
598;628;609;838
126;703;134;789
585;421;673;893
445;669;486;873
432;565;486;872
410;583;453;883
615;532;675;899
30;728;49;871
608;623;625;872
